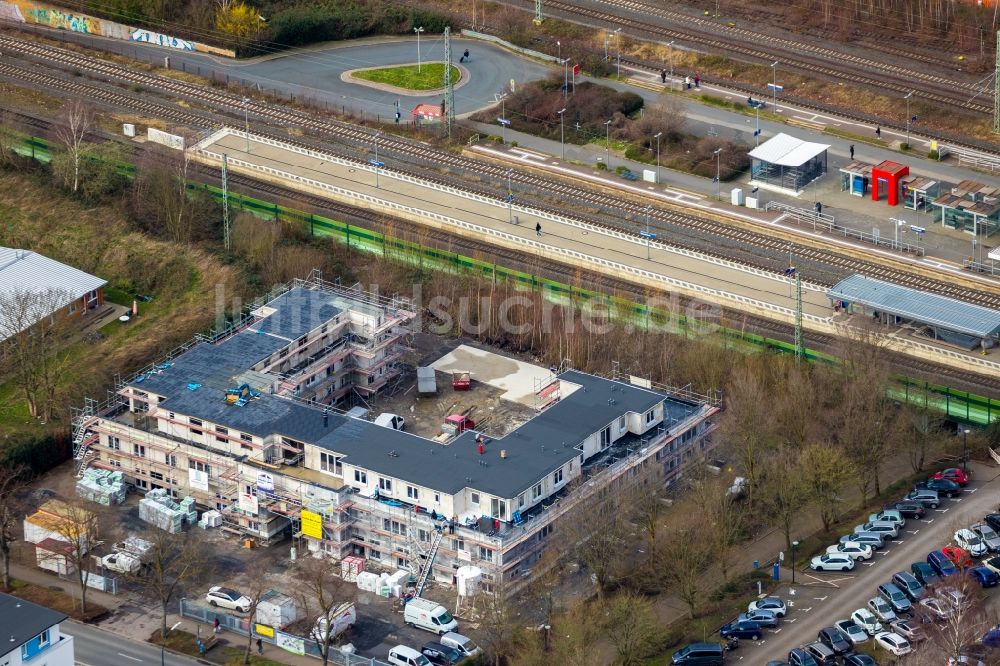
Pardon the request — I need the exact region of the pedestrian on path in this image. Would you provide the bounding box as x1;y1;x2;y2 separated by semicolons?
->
875;126;881;139
694;72;701;88
684;75;691;89
849;144;854;160
213;617;220;635
535;222;542;237
256;638;263;655
815;201;823;215
660;68;667;83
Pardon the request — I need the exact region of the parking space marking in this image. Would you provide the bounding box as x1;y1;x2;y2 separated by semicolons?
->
922;519;934;524
966;488;978;494
934;509;949;513
786;617;798;623
905;529;920;534
801;607;813;612
814;596;828;601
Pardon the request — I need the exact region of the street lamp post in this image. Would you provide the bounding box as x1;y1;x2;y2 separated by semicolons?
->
615;28;622;79
414;26;425;72
370;132;383;188
242;97;250;152
161;621;182;666
497;93;509;144
644;205;652;259
791;541;799;585
654;131;662;184
605;119;613;169
713;147;722;200
962;428;971;469
770;61;779;112
506;168;513;224
557;108;566;160
666;41;675;81
904;91;914;147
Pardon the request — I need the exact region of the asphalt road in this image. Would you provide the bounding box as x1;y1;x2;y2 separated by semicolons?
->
734;464;1000;663
67;620;200;666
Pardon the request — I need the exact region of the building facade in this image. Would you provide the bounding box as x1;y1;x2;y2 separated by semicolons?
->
75;276;719;588
0;593;75;666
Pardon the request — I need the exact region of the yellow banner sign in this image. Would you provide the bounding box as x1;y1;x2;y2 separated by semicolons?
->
301;509;322;539
254;623;274;638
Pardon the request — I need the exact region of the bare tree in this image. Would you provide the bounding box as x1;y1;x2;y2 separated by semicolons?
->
565;488;630;599
240;557;271;665
292;557;353;666
604;591;662;666
656;523;712;618
33;499;105;612
0;466;26;590
901;398;946;473
53;100;93;194
798;442;853;532
719;364;777;509
133;149;200;243
760;446;809;551
476;570;519;666
0;288;75;421
131;528;212;639
699;481;747;582
919;580;998;664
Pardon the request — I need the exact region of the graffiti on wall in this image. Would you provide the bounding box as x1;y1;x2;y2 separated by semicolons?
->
23;6;96;33
129;28;194;51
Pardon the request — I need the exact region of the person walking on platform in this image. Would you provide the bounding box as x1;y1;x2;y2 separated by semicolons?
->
875;126;881;139
849;144;854;160
694;72;701;88
815;201;823;215
684;75;691;89
535;222;542;237
660;68;667;83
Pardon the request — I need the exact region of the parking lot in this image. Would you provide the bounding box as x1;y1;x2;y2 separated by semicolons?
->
727;462;1000;663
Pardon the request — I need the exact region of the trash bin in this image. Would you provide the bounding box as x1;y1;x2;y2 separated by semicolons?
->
753;560;759;569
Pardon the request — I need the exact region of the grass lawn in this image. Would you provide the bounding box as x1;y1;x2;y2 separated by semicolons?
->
351;63;460;91
6;578;108;621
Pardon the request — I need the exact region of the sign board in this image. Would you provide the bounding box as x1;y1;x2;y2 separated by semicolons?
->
276;631;305;655
509;78;516;93
301;509;323;539
766;83;784;92
256;472;274;493
573;63;580;76
188;468;209;492
254;623;274;638
642;169;657;183
147;127;184;150
238;493;259;514
629;375;652;389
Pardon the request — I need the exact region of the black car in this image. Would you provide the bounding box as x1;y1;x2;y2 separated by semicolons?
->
420;642;463;666
720;620;762;640
788;648;820;666
843;654;876;666
911;561;941;588
915;478;961;497
817;627;851;655
984;514;1000;534
889;501;926;519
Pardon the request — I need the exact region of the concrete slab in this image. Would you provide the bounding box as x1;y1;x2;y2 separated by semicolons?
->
429;344;577;406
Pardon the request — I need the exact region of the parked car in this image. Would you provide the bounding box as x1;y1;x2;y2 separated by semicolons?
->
939;586;969;610
891;571;925;601
205;586;251;612
671;642;725;665
840;532;885;550
983;555;1000;575
933;467;968;486
942;545;974;569
817;627;852;655
984;513;1000;534
420;642;463;666
928;549;959;577
828;542;874;561
811;553;855;572
868;510;905;527
803;641;837;666
968;566;998;588
917;597;953;620
890;619;926;642
915;478;961;497
972;523;1000;552
905;489;940;508
889;501;926;519
101;552;141;574
387;645;431;666
867;597;897;625
787;648;819;666
738;610;778;628
748;596;787;617
877;583;911;614
955;529;989;557
842;653;876;666
910;561;941;587
850;608;884;636
873;631;911;656
719;620;762;640
834;619;869;646
853;521;899;540
982;626;1000;649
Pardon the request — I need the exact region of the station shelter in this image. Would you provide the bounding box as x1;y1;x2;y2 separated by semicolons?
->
839;160;873;197
411;103;443;124
871;160;909;205
828;273;1000;351
900;175;939;212
930;179;1000;236
748;133;829;193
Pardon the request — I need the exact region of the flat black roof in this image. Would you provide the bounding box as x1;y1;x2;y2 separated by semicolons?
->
0;593;67;658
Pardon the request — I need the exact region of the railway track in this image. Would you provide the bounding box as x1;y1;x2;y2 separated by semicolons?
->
526;0;992;114
3;34;1000;313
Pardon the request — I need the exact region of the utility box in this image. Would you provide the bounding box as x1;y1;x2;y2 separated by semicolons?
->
123;124;136;137
746;197;758;209
730;188;744;206
256;590;298;629
417;367;437;394
642;169;657;183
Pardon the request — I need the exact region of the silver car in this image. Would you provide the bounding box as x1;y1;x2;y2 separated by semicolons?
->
972;523;1000;552
853;521;899;540
840;532;885;550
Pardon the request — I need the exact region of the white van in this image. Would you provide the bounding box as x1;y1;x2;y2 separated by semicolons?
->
440;631;482;657
374;412;405;431
387;645;430;666
403;597;458;635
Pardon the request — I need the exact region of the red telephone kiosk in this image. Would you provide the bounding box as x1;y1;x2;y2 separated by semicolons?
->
871;161;909;206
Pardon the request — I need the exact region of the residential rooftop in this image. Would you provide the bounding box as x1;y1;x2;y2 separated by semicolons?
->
0;592;67;658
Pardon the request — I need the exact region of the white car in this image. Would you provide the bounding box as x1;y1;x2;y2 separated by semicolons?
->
827;541;873;561
874;631;911;656
868;597;897;624
955;529;989;557
811;553;855;572
833;618;870;646
918;597;954;620
747;596;787;617
972;523;1000;552
205;586;251;612
850;608;884;636
101;552;141;574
